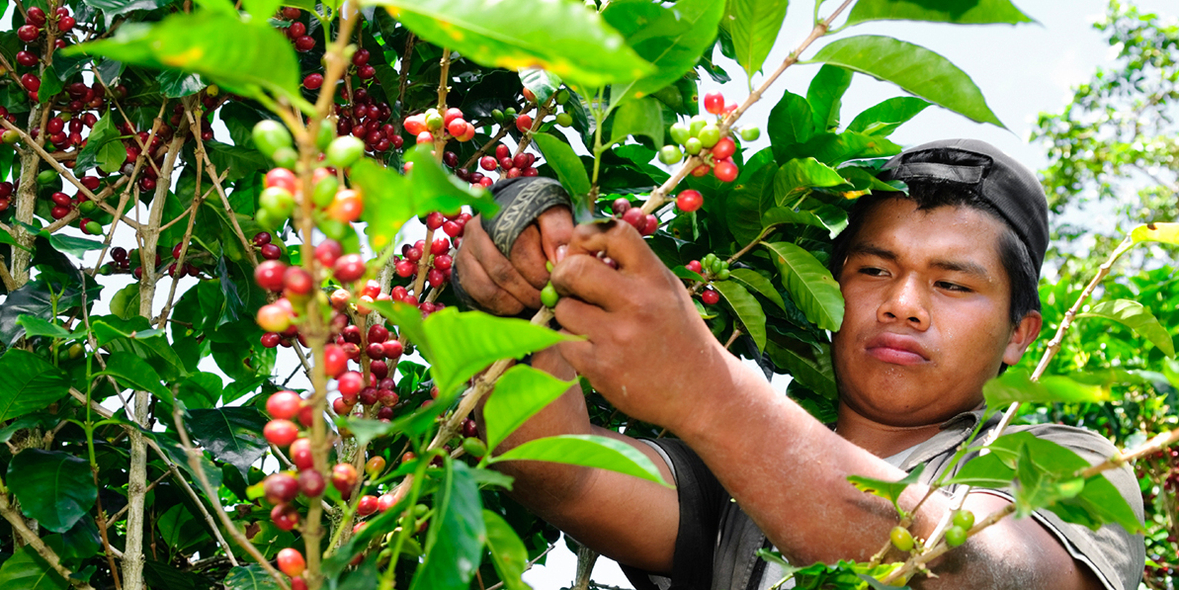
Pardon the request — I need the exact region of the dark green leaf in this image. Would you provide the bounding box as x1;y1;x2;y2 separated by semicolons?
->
519;68;561;105
607;97;664;149
222;565;281;590
711;279;766;351
92;316;188;381
94;351;175;403
0;349;70;422
729;0;789;78
761;206;832;235
761;241;844;331
847;464;925;515
766;339;837;400
409;461;486;590
773;157;850;205
7;449;97;533
1078;299;1174;357
846;96;931;136
483;364;577;453
844;0;1034;27
806;35;1004;128
369;0;654;89
46;233;104;258
74;112;123;175
728;268;786;311
603;0;725;104
482;510;529;590
983;369;1110;407
532;133;591;206
82;0;177;28
15;315;72;340
491;434;671;487
157;70;205;98
946;452;1014;487
64;11;301;101
184;407;269;478
806;65;853;132
0;543;67;589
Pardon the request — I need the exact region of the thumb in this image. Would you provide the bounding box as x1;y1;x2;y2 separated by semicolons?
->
537;206;573;264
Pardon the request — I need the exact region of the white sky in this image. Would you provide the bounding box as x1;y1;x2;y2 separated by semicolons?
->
526;1;1173;587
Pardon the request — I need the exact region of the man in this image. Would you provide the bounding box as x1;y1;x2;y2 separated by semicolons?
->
452;139;1145;589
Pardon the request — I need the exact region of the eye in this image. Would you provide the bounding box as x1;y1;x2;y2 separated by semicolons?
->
857;267;887;277
936;281;971;293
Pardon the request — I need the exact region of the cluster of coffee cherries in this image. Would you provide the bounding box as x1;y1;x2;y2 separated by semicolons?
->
476;144;541;183
404;106;477;148
14;6;78;103
276;7;317;53
658;92;758;183
685;253;731;306
611;197;659;237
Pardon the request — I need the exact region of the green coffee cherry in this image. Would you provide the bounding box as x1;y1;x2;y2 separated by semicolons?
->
84;220;102;236
684;137;703;155
313;174;339;209
658;145;683;165
462;437;487;458
540;281;559;308
555;89;570;105
424;109;444;131
492;109;505;123
697;124;721;148
890;526;915;552
78;200;97;214
504;107;517;117
260;186;296;218
669;122;690;145
944;525;968;547
951;509;975;531
688;115;708;137
252;120;293;159
325;136;365;168
740;127;761;142
37;169;57;184
316;120;335;151
715;268;730;280
272;147;298;171
555;112;574;127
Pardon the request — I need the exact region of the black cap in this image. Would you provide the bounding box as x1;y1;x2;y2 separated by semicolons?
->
880;139;1049;272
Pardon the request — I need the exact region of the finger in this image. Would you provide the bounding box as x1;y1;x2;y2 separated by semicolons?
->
508;225;550;290
564;220;661;275
464;216;543;309
536;206;574;263
453;246;527;316
553;296;611;340
550;251;628;312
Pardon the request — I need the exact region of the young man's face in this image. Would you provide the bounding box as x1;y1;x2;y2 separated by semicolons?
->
830;197;1041;428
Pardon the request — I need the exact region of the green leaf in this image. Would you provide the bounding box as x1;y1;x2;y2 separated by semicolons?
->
46;233;104;257
767;90;815;148
368;0;654;89
483;365;576;453
75;112;123;175
761;242;844;331
532;133;591;204
983;369;1110;407
92;316;188;381
64;11;301;101
728;268;786;312
774;157;850;205
419;308;576;396
729;0;789;78
94;352;175;403
1078;299;1175;357
15;315;72;340
0;543;67;590
603;0;725;103
844;0;1034;27
607;97;664;149
806;65;853;132
491;434;671;487
711;279;767;351
766;339;837;400
847;464;925;515
1130;222;1179;245
222;565;281;590
355;146;498;251
519;68;561;105
7;449;98;533
0;349;71;423
336;403;446;447
806;35;1004;128
184;407;269;478
83;0;178;28
761;206;835;236
157;70;205;98
846;96;931;136
946;452;1015;487
409;461;486;590
482;510;529;590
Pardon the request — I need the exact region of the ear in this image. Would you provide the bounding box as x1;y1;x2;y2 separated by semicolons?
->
1003;311;1043;366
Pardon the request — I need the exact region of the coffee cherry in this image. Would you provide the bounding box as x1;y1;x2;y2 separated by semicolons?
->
703;91;725;115
951;509;975;531
21;73;41;92
264;419;300;446
382;340;403;360
17;25;39;43
714;160;739;182
890;525;915;552
698;124;721;148
642;214;659;236
479;156;497;171
290;438;314;470
277;548;305;578
25;7;46;25
686;260;703;274
669;122;690;145
352;48;370;66
314;239;342;269
256;304;292;333
334;254;366;282
327;189;363;223
260;243;283;260
253;120;293;159
701;288;720;305
357;495;379;516
324;344;348;377
267;390;303;420
303;73;324;90
294;35;315;52
676;189;703;213
326;136;365;168
515;114;533;133
255;260;287;292
740;127;761;141
377;491;401;513
621;207;645;231
253;232;272;246
58;16;75;32
944;525;968;547
683;137;703;155
540;282;559;308
711;137;736;160
331;463;358;494
338;371;364;398
265;167;298;192
15;50;36;67
270;504;299;531
264;473;299;504
658;145;683;165
462;437;487;457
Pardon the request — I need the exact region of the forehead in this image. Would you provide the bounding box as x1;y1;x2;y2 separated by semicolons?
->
847;198;1010;276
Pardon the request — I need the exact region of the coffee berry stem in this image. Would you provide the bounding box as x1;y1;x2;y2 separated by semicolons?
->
880;503;1017;585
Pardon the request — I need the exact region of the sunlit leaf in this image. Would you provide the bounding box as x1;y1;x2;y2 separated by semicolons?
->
983;369;1110;407
806;65;853;132
607;97;664;149
1130;222;1179;245
774;157;850;205
1078;299;1174;357
728;268;786;312
15;315;72;340
483;365;576;453
846;96;931;136
603;0;725;104
483;510;530;590
491;434;671;487
532;133;591;209
409;460;486;590
847;464;925;515
729;0;789;78
844;0;1035;27
761;242;844;331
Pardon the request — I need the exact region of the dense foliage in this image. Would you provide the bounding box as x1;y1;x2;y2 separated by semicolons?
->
0;0;1172;589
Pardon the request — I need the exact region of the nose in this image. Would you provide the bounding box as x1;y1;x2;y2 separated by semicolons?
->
877;274;930;329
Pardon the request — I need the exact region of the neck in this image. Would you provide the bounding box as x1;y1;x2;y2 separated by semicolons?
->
834;402;947;458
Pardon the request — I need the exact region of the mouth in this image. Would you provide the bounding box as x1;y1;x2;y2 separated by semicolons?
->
864;333;929;366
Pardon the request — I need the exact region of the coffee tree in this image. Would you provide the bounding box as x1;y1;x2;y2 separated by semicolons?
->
0;0;1173;588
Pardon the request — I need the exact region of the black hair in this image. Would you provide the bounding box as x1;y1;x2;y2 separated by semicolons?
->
829;183;1041;329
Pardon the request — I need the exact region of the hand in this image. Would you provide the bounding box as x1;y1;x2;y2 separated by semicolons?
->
550;220;730;431
453;206;573;316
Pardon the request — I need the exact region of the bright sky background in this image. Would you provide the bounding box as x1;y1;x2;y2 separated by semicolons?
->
525;1;1172;588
